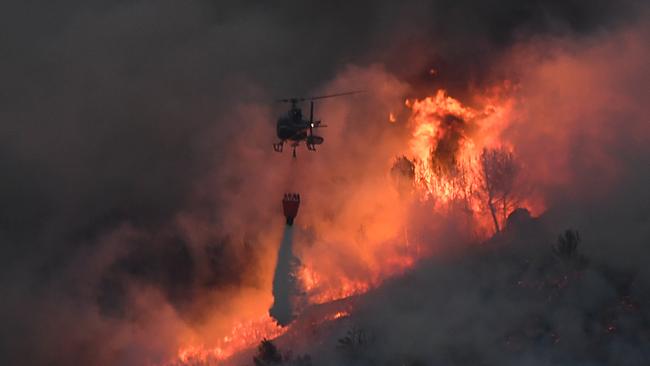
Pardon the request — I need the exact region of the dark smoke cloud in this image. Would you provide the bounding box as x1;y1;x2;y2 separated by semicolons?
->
0;0;646;365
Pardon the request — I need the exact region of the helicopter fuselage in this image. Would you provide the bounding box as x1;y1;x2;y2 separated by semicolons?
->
273;93;359;156
276;107;316;142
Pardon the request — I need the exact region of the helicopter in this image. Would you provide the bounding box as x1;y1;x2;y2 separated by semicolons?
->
273;91;362;157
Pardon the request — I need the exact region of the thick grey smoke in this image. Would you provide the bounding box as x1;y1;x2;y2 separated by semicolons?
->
0;0;647;365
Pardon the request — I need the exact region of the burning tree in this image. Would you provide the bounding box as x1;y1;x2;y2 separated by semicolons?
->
430;114;467;176
390;156;416;195
403;89;529;235
479;147;519;233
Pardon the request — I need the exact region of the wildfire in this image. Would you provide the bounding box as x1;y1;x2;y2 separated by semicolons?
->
409;91;477;201
298;266;371;304
409;90;507;199
404;88;526;232
176;315;285;364
173;85;540;366
331;311;350;320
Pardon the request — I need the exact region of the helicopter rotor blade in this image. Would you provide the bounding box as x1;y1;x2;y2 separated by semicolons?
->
305;90;364;101
275;90;364;103
275;97;303;103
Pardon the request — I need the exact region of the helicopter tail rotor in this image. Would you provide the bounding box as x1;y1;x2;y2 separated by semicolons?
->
309;100;314;136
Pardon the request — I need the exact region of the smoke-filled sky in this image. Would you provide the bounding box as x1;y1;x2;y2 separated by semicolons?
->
0;1;649;365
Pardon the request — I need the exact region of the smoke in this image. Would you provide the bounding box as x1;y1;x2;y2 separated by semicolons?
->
265;13;650;366
0;0;647;365
502;23;650;275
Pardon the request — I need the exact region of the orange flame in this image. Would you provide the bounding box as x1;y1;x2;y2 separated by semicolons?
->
298;266;372;304
176;315;285;364
409;90;478;201
404;87;544;233
331;311;350;320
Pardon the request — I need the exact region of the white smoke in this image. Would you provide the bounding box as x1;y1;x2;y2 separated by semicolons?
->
270;226;303;326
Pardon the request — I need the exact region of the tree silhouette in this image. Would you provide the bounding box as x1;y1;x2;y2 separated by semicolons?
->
553;230;581;261
252;339;312;366
479;147;519;233
253;339;283;366
337;326;372;360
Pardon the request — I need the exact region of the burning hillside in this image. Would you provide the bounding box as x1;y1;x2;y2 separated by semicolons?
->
405;87;533;234
168;85;553;365
1;1;648;366
170;26;649;366
172;85;528;365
